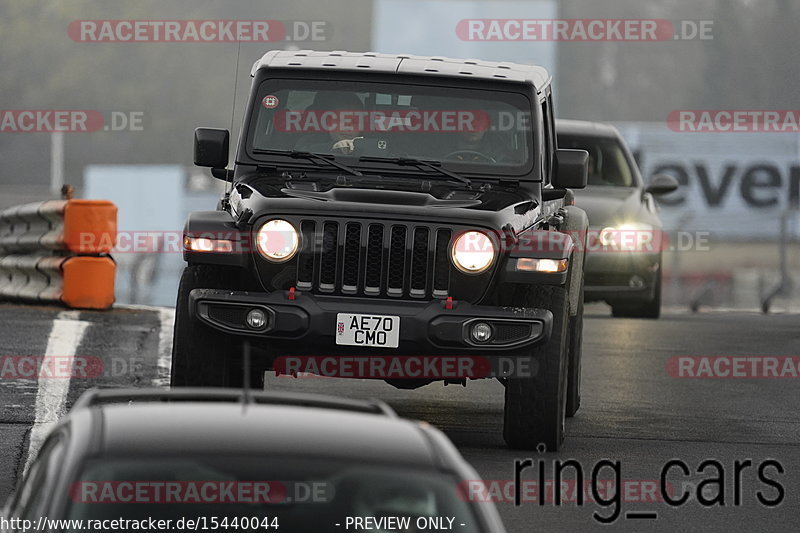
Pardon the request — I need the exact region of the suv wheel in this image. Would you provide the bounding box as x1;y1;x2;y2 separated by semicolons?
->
503;283;570;451
171;265;262;388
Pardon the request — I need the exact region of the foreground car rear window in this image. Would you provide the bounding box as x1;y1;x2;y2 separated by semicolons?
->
65;456;483;532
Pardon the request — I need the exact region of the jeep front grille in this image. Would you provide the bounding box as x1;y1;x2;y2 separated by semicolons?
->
294;220;453;299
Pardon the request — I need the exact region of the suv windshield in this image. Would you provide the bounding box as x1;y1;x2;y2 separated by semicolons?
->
248;79;534;177
556;134;635;187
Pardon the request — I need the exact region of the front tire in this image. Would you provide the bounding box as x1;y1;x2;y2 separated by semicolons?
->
170;265;260;388
565;280;584;417
503;283;570;451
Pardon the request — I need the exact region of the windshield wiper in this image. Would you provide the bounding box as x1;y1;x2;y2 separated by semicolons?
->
359;156;472;187
252;149;363;176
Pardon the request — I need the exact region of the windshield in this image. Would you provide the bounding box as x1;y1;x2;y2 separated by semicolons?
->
248;79;534;177
557;134;635;187
65;456;484;533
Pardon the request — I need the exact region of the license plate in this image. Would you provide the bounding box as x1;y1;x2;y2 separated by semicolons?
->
335;313;400;348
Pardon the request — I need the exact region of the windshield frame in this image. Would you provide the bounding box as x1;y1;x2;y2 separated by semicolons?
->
239;71;538;181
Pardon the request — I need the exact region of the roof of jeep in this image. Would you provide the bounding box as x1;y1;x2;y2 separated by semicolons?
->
556;118;621;139
251;50;551;89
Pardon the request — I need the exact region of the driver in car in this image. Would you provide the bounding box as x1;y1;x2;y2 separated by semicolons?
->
449;128;493;161
445;114;512;163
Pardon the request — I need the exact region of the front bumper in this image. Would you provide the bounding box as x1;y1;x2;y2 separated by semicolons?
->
189;289;552;355
583;251;660;302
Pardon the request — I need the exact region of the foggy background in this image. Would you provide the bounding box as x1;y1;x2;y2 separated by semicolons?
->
1;0;798;308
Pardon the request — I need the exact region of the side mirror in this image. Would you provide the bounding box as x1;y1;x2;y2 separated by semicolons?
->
553;149;588;189
194;128;229;169
645;173;680;195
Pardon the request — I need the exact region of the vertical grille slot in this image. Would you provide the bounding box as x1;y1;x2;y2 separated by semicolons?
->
364;224;384;295
342;222;361;294
296;221;316;291
387;225;407;297
433;229;452;298
319;222;338;292
410;227;430;298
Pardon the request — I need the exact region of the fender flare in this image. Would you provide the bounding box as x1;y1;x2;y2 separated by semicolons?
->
501;228;574;285
560;205;589;316
183;210;249;268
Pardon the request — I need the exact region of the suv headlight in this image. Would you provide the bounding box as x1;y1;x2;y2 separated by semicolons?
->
256;219;299;262
598;223;655;251
451;231;495;274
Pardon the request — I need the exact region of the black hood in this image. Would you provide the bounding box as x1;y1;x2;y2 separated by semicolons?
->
232;174;541;233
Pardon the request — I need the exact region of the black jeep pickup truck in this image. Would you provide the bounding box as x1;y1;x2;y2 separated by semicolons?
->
172;50;588;450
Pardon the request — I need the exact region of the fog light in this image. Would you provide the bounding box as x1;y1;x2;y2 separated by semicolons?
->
471;322;493;343
246;308;268;329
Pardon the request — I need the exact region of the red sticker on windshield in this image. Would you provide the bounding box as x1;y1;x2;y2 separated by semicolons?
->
262;95;279;109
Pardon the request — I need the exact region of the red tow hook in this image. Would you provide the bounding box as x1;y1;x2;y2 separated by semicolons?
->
445;296;454;310
287;287;298;300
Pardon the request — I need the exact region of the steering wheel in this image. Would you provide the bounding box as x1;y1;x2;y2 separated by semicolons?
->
444;150;496;163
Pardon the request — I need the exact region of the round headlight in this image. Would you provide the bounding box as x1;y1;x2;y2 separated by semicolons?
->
599;223;654;250
598;227;616;246
256;219;299;262
451;231;495;274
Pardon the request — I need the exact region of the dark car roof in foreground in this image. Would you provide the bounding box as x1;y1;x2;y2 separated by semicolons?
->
251;49;551;88
556;118;621;139
65;389;443;468
44;390;504;532
93;403;437;466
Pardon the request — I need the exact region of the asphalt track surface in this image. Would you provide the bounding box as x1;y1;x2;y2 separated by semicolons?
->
0;302;798;532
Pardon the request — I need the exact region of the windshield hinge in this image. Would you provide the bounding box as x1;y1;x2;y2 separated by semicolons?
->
220;193;231;212
256;165;277;174
235;208;254;229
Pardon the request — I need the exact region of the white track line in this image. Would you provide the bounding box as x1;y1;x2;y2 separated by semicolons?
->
24;311;89;473
151;307;175;388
